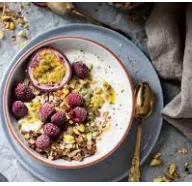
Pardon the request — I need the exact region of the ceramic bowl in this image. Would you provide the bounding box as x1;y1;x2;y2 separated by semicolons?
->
2;36;135;168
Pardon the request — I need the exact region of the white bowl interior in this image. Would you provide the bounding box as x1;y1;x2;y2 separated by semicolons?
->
6;37;134;167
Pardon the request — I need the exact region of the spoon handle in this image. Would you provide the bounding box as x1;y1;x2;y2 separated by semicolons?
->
128;119;142;182
71;9;127;37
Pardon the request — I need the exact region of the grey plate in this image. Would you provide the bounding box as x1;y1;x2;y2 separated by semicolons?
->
0;24;163;182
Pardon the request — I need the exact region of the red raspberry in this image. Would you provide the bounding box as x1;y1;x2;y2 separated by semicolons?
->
35;134;50;149
51;112;66;126
69;106;87;123
72;62;89;79
43;123;60;137
11;100;28;118
66;92;84;108
39;103;55;122
15;83;35;102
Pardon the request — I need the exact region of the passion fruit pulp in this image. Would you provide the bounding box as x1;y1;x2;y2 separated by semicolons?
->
27;47;72;92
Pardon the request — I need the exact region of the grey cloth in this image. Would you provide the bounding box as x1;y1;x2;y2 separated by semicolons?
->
146;3;192;141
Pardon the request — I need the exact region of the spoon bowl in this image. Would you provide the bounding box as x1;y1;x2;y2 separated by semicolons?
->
129;82;154;182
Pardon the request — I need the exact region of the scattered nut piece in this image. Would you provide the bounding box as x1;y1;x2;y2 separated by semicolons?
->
176;148;188;154
76;124;85;132
68;149;80;158
164;172;174;181
63;134;75;144
18;29;28;38
0;30;4;39
153;152;161;159
153;177;165;182
150;158;162;167
169;163;177;175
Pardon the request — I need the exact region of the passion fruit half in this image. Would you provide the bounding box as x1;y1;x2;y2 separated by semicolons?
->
27;47;72;92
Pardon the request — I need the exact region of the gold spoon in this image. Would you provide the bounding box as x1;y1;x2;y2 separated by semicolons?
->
47;2;106;26
128;82;154;182
46;2;125;35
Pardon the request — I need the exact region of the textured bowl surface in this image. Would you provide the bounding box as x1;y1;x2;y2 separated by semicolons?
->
2;36;134;168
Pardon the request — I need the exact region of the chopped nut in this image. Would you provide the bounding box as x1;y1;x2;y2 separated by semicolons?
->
86;133;92;141
24;23;29;30
153;177;165;182
69;120;74;125
185;162;189;167
75;136;83;143
76;124;85;132
177;148;188;154
1;15;12;21
153;152;161;159
150;158;162;167
48;156;54;160
164;172;174;181
0;30;4;39
63;134;75;144
28;138;35;144
66;127;73;135
18;29;28;38
73;127;80;135
8;22;15;30
162;176;171;182
24;133;30;140
87;140;93;146
169;163;177;175
68;149;80;158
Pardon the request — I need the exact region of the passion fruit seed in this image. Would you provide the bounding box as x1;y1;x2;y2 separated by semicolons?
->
28;47;72;92
32;49;66;84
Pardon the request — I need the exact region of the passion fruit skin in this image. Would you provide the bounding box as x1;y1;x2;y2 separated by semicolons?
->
27;47;72;92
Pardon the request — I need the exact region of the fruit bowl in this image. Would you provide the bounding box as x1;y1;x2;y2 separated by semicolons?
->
2;36;135;168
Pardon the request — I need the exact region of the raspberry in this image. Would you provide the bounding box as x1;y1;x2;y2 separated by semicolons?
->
39;103;55;122
66;92;84;108
15;83;35;102
51;112;66;126
43;123;60;137
72;62;89;79
35;134;50;149
69;106;87;123
11;100;28;118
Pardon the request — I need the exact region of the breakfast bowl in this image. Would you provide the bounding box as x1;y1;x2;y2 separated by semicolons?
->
1;36;135;169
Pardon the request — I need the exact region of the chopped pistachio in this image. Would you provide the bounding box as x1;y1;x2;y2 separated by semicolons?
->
76;124;85;132
153;177;165;182
0;31;4;39
153;152;161;159
1;15;12;21
18;29;28;38
169;163;177;175
73;127;80;135
150;158;162;167
164;172;174;180
63;134;75;144
8;22;15;30
162;176;171;182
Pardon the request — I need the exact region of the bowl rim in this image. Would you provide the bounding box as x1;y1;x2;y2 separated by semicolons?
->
3;36;135;169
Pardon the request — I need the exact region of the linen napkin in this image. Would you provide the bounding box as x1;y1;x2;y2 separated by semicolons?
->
146;2;192;141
